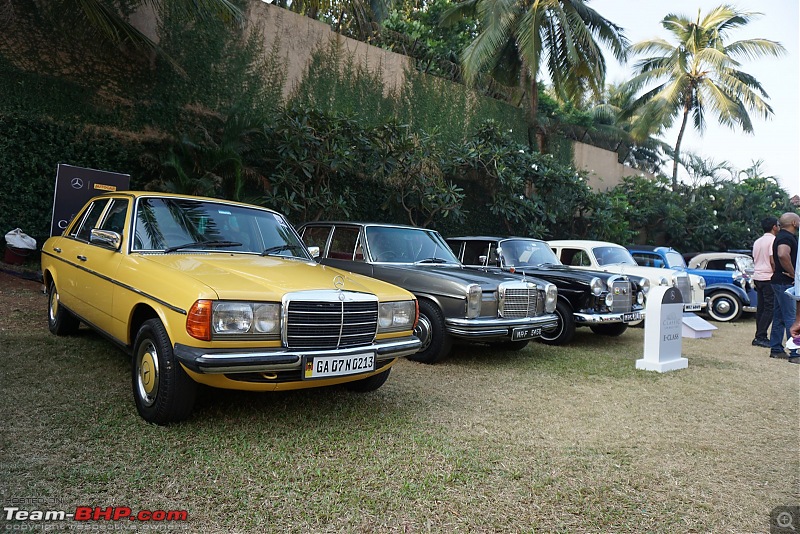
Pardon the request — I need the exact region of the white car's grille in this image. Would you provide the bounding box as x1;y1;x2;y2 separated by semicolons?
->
674;275;692;303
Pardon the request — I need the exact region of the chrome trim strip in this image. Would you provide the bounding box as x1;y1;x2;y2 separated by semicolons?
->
174;337;421;374
41;250;187;315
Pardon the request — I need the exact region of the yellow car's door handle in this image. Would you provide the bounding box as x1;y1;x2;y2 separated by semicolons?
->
77;255;87;261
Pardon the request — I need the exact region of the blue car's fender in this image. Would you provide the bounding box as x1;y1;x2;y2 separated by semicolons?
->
703;283;751;306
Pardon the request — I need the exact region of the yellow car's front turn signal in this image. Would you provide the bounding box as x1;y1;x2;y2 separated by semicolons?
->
187;300;212;341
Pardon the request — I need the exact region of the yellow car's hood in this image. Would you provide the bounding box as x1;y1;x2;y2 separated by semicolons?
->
137;253;410;301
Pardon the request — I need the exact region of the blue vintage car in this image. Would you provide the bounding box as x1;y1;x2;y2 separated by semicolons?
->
627;246;757;322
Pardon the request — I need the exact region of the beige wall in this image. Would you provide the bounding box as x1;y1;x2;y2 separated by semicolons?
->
572;141;656;191
247;2;411;99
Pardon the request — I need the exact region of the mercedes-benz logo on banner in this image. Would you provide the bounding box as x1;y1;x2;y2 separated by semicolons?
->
71;177;84;189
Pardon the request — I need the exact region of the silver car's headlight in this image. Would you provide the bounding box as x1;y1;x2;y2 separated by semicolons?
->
604;293;614;307
639;278;650;294
659;277;669;286
637;291;645;305
379;301;416;331
466;284;482;319
213;302;281;335
590;277;604;296
545;283;558;313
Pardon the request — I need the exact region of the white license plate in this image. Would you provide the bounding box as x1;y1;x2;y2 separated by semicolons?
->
511;327;542;341
623;312;641;322
303;353;375;379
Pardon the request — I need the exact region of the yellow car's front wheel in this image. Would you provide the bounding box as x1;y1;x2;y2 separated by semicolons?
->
132;318;197;425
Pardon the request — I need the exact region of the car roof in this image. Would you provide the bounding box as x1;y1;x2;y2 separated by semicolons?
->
691;252;751;262
92;191;283;214
300;221;434;231
548;239;625;248
447;236;546;243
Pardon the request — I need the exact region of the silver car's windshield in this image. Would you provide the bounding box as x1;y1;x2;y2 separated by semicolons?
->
736;256;755;275
365;226;460;264
133;197;310;259
593;246;637;266
499;239;560;268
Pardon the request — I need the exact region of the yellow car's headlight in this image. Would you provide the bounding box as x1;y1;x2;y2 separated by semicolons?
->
209;302;281;336
378;301;417;332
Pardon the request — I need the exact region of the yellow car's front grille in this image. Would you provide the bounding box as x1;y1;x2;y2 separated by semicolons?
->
285;300;378;349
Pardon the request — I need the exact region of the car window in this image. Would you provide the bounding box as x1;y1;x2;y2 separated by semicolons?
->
365;226;459;264
632;252;662;268
461;241;494;266
665;251;686;269
132;197;309;257
560;248;591;267
707;259;735;271
99;199;129;234
72;199;111;242
593;246;636;266
302;226;331;252
500;239;559;268
328;227;362;261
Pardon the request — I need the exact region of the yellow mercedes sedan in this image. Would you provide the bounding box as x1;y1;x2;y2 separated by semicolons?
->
41;192;420;424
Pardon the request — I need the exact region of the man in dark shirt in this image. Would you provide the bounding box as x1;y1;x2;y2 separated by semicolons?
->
769;212;800;359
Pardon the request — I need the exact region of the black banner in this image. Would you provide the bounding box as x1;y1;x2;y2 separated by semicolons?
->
50;164;130;237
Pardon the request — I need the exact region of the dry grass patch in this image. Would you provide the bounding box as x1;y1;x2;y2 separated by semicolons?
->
0;271;797;532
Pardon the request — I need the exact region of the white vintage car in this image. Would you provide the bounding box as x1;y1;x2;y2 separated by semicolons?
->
548;240;706;313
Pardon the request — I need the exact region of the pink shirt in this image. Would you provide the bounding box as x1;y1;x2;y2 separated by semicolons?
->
752;233;775;281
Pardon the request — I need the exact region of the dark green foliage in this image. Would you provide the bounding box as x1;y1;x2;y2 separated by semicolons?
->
0;116;149;247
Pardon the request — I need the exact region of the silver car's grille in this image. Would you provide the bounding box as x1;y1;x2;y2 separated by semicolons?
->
674;275;692;304
610;280;633;312
284;293;377;349
498;282;539;318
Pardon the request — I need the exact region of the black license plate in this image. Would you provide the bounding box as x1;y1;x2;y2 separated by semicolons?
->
623;312;641;322
511;327;542;341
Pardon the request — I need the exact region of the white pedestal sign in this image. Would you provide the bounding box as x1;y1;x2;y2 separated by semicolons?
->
636;286;688;372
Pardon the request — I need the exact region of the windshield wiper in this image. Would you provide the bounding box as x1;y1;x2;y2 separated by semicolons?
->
164;240;242;253
414;257;449;264
260;244;303;257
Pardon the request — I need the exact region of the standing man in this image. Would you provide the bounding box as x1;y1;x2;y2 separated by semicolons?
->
751;216;778;347
769;212;800;358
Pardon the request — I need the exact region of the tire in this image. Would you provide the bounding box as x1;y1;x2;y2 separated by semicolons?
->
132;318;197;425
590;322;628;337
344;367;391;392
47;280;80;335
706;291;743;322
408;300;452;364
538;300;575;346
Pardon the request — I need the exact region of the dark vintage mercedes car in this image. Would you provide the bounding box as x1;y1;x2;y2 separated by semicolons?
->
297;222;559;364
446;237;646;345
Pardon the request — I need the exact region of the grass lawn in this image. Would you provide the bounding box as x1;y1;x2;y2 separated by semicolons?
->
1;269;797;533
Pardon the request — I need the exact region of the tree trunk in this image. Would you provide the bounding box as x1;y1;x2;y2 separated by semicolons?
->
672;97;692;188
522;70;540;152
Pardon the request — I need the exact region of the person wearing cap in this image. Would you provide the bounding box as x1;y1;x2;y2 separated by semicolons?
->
769;212;799;360
751;216;779;347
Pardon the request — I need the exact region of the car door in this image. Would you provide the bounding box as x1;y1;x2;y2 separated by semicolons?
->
71;198;129;331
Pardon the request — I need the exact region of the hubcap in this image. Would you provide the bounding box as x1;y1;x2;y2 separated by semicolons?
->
715;300;731;314
541;310;564;340
49;288;58;322
136;340;160;407
414;315;433;352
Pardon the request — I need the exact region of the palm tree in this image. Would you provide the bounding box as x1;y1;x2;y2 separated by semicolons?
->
623;5;786;186
441;0;628;151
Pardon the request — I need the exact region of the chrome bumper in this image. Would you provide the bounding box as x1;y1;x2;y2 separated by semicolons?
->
573;310;646;324
174;335;421;374
445;314;559;338
743;306;757;313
